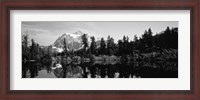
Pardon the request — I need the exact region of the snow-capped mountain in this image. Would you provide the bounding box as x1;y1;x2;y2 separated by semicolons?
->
53;31;84;51
52;31;102;52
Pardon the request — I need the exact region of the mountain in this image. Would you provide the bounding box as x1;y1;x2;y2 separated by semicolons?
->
52;31;102;52
53;31;84;51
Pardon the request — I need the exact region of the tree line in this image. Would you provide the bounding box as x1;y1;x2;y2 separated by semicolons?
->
22;34;52;62
68;27;178;57
22;26;178;60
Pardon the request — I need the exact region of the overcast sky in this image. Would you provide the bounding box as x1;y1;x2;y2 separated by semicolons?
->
22;21;178;46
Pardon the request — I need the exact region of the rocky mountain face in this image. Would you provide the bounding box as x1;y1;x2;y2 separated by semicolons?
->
52;31;101;52
53;31;84;51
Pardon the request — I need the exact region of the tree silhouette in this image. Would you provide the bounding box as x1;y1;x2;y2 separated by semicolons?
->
81;34;88;55
22;33;29;60
63;38;68;56
99;37;106;55
30;39;36;59
90;36;97;54
107;35;115;55
117;40;123;55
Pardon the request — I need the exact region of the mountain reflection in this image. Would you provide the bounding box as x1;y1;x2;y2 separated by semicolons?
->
22;61;178;78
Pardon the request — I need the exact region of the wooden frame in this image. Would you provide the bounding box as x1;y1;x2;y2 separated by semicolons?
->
0;0;199;100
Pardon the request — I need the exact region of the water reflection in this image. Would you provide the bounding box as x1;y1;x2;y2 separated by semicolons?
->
22;60;178;78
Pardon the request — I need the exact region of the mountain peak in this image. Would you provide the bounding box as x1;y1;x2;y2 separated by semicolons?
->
52;31;101;52
52;31;84;51
62;31;84;38
72;30;84;35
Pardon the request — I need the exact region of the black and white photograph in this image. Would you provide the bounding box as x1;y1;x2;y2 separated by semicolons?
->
22;21;178;78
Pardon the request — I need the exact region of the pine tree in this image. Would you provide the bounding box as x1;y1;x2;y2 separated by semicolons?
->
90;36;97;54
81;34;88;55
63;38;67;56
99;37;106;55
22;33;29;60
30;39;36;59
117;40;123;55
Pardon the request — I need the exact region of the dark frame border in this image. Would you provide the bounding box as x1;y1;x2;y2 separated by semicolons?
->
6;6;195;94
0;0;199;100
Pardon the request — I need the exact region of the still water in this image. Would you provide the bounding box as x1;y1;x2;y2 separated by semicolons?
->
22;61;178;78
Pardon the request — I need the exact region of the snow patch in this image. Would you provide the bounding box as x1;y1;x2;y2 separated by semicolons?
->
65;32;80;38
52;46;64;53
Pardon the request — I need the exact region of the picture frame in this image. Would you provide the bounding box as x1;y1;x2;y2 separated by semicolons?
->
0;0;199;100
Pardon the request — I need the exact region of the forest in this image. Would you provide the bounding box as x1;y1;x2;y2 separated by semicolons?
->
22;27;178;64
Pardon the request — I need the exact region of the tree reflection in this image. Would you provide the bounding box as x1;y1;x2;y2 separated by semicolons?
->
22;59;178;78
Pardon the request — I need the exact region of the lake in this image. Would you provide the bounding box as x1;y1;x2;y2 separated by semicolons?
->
22;60;178;78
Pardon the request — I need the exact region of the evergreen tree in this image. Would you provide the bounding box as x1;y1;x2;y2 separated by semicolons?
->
133;35;139;50
99;37;106;55
63;38;68;56
22;33;29;60
117;40;123;55
30;39;36;59
122;36;129;54
90;36;97;54
107;35;115;55
147;28;153;48
140;28;153;52
134;35;138;42
81;34;88;55
171;28;178;49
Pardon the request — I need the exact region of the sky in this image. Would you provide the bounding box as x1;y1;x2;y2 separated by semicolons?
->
22;21;178;46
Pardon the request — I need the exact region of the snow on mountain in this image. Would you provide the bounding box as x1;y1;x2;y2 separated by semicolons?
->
52;46;64;53
52;31;84;51
65;31;84;38
52;31;101;52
